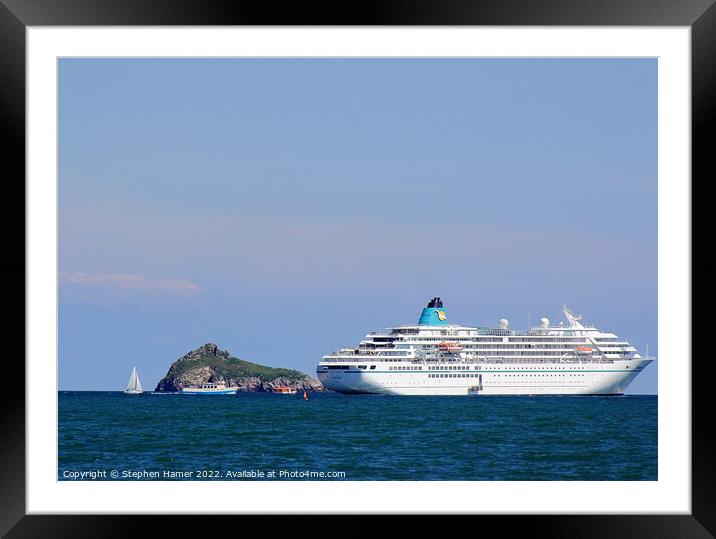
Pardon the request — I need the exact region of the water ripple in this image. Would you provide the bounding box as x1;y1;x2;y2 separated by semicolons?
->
58;392;656;481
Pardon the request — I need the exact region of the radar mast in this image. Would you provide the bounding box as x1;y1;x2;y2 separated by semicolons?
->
563;304;585;329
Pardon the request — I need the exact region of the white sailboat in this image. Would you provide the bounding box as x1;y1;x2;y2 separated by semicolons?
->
124;366;144;394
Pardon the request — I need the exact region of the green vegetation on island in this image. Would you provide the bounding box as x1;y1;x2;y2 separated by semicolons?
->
154;343;322;392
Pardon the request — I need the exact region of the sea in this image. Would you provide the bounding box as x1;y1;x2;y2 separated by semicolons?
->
58;392;657;481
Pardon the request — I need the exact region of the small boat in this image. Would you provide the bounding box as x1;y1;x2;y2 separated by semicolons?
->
438;341;463;352
274;386;297;395
181;382;238;395
575;346;593;354
124;366;144;394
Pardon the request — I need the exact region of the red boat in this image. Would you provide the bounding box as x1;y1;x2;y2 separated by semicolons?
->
437;341;463;352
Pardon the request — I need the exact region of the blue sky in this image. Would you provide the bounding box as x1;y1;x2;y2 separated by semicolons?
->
59;58;657;393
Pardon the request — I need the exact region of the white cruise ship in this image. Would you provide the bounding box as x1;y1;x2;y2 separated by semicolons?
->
316;298;653;396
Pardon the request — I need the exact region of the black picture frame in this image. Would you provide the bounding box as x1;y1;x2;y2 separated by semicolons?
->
2;0;713;536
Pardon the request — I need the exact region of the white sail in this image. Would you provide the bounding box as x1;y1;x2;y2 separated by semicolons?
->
125;367;143;393
126;367;137;390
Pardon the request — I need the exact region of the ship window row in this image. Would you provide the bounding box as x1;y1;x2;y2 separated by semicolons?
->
508;337;588;342
381;358;432;362
389;365;423;371
483;365;593;370
476;351;598;357
465;344;588;350
429;373;480;379
493;374;586;378
411;337;504;342
428;365;473;371
360;350;409;356
408;337;591;343
478;358;616;365
493;374;586;377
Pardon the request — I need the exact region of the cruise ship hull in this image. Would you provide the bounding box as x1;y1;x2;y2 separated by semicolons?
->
317;358;652;396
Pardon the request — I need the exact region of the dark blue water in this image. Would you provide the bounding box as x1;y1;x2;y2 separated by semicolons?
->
58;392;657;481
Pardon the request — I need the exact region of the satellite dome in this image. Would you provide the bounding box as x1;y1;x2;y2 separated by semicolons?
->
540;317;550;328
499;319;509;329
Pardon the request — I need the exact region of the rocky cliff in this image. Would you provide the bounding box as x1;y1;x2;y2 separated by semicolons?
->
154;343;323;392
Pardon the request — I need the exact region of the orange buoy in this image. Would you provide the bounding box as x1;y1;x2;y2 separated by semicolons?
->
303;390;308;400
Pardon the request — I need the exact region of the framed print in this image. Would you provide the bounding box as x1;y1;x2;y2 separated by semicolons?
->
2;0;714;536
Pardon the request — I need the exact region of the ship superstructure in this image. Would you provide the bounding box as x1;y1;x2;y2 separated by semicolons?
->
316;298;653;396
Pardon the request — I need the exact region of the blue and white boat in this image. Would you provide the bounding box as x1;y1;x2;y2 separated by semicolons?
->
181;382;238;395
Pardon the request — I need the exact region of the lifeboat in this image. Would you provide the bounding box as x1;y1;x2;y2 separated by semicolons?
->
274;386;297;395
438;341;463;352
575;346;593;354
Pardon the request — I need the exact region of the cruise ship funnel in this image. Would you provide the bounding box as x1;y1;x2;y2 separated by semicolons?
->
418;297;448;326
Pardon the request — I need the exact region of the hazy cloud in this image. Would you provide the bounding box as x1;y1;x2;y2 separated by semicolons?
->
59;212;655;297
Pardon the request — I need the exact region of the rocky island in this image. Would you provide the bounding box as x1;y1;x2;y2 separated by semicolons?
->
154;343;323;392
